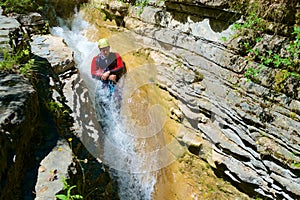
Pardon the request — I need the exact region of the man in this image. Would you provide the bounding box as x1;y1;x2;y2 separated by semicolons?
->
92;38;125;124
91;38;126;83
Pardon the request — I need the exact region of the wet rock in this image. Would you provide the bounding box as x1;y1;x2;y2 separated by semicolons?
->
57;0;300;199
0;3;116;200
30;33;118;199
121;6;300;198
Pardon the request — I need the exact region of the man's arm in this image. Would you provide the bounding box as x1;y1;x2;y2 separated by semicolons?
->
109;53;125;77
91;56;102;79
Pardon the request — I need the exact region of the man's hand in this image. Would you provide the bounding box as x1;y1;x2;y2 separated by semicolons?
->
108;74;117;82
101;71;110;80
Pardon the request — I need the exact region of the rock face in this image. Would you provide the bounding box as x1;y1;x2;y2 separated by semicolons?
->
29;34;118;199
0;8;117;199
30;34;75;74
1;1;299;199
0;73;38;199
0;9;42;199
94;0;300;199
38;0;88;26
0;8;20;50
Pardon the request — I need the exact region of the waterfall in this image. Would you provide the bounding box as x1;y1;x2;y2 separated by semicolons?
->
50;11;164;200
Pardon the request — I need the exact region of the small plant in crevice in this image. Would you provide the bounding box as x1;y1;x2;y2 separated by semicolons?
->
292;161;300;168
243;67;256;82
229;0;300;88
67;137;95;199
244;65;264;83
236;23;300;84
220;36;227;42
135;0;149;16
70;137;88;195
0;49;15;71
47;100;70;119
54;137;90;199
20;58;35;77
55;177;83;200
257;27;300;73
0;48;34;75
115;0;149;16
232;11;264;34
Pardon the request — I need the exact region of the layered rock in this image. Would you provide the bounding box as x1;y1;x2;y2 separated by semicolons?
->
30;33;118;199
0;7;20;50
0;7;117;199
30;35;75;74
0;9;41;198
93;0;300;199
0;73;38;199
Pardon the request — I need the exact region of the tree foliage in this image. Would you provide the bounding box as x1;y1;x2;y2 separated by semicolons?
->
0;0;42;14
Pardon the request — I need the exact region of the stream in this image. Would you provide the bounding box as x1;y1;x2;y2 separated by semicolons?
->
50;11;168;200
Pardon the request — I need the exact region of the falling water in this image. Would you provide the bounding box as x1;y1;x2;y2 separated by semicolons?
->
50;11;167;200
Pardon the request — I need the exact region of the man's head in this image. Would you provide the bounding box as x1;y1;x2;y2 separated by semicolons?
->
98;38;110;57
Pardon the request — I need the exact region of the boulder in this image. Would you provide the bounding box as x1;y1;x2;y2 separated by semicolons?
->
30;35;75;74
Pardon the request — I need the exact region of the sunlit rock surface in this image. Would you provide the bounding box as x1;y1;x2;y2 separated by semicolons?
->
0;8;20;49
92;0;300;199
2;0;299;199
30;35;75;74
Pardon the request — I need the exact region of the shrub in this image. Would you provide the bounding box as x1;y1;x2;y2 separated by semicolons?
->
0;0;42;14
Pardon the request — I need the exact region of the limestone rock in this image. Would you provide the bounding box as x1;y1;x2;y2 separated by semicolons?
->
0;72;38;199
0;11;20;49
113;1;300;198
30;35;75;74
35;139;73;200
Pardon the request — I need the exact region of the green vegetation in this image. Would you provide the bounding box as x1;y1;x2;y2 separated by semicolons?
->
255;27;298;69
135;0;148;16
0;48;37;78
55;177;83;200
231;11;264;34
54;138;91;199
292;161;300;168
243;65;261;82
0;50;15;71
242;25;300;83
47;100;69;118
228;1;300;89
0;0;42;14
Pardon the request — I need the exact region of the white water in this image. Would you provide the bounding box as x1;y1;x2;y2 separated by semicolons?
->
50;12;160;200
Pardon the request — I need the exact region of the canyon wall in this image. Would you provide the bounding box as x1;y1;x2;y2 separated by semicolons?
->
94;0;300;199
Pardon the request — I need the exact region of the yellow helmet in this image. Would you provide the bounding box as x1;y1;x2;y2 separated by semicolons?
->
98;38;110;48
